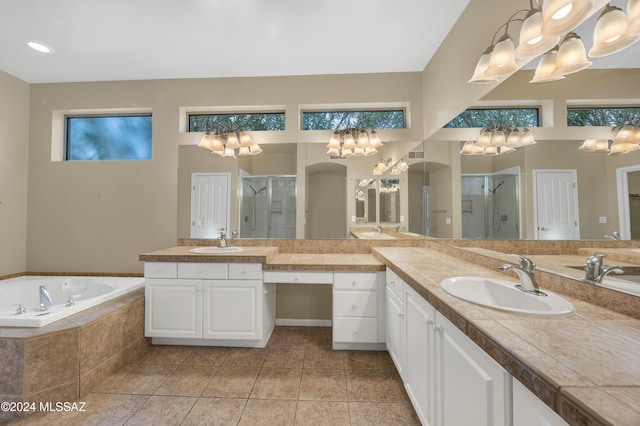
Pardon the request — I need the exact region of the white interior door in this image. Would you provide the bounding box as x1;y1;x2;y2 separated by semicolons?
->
191;173;230;238
533;170;579;240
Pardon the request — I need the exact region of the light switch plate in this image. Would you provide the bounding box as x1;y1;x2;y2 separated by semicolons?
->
599;216;607;224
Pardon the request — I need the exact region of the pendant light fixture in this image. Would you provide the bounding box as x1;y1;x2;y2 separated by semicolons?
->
326;128;383;158
530;46;567;83
589;3;640;58
554;32;592;75
541;0;595;36
460;123;536;156
199;130;262;158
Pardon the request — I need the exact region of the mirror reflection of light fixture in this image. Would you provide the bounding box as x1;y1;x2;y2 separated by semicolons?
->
589;4;640;57
529;46;566;83
554;32;592;75
515;5;561;60
579;139;611;152
390;159;409;175
541;0;595;36
461;123;536;156
379;179;400;193
372;158;393;175
327;128;383;158
580;120;640;155
199;130;262;158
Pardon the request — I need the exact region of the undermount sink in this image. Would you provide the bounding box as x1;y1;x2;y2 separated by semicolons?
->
358;232;393;239
400;231;422;237
440;277;574;316
189;246;243;254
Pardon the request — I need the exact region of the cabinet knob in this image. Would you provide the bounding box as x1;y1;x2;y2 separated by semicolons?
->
353;328;359;333
352;303;357;309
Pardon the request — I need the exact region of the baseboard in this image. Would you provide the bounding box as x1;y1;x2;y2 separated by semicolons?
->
275;318;332;327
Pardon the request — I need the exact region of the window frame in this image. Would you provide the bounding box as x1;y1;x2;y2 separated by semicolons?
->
443;107;540;128
566;106;640;127
187;111;287;132
64;113;153;161
300;107;407;131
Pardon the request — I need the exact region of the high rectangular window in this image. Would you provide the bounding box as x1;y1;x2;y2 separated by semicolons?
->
188;112;286;132
567;107;640;126
302;109;406;130
444;108;539;128
65;115;152;161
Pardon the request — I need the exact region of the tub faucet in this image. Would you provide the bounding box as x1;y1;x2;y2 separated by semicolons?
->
218;228;227;248
39;285;53;311
585;254;625;283
498;254;546;296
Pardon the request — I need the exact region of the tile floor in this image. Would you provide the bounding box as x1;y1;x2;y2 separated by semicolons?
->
8;327;420;425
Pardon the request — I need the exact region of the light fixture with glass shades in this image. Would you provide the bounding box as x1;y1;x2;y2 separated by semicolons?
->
198;130;262;158
471;0;640;85
579;118;640;154
460;122;537;156
371;158;409;175
326;128;383;157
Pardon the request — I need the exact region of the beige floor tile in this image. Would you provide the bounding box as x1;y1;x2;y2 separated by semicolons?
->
182;346;230;366
154;365;217;397
222;347;267;367
5;411;79;426
294;401;350;426
202;366;260;398
304;346;345;369
349;402;420;425
89;364;135;393
299;369;348;401
343;351;395;370
251;367;302;399
138;345;194;365
181;397;246;426
66;392;148;425
269;327;319;348
346;369;406;402
239;399;297;426
263;346;306;368
108;363;177;395
124;395;197;425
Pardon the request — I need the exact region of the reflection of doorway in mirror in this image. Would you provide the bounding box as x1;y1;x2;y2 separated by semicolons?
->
533;170;579;240
190;173;230;239
617;166;640;240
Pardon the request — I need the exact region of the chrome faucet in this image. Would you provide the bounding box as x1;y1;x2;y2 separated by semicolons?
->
584;254;624;283
218;228;227;248
376;225;383;235
604;231;620;240
498;254;546;296
231;230;239;240
39;285;53;311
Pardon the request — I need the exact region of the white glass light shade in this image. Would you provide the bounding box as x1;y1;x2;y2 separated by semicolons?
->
211;149;224;157
223;146;237;158
352;147;365;156
199;132;215;150
515;10;561;59
327;132;341;149
482;146;500;156
341;148;353;158
476;129;494;147
579;139;610;152
373;161;386;175
530;47;566;83
342;133;356;150
635;125;640;141
589;5;640;57
505;129;522;147
542;0;595;36
357;131;370;148
239;131;253;147
518;130;537;146
609;140;640;154
210;134;224;151
327;147;340;156
396;160;409;173
364;147;377;156
629;0;640;35
554;33;592;75
490;130;507;146
368;130;383;148
614;124;636;143
485;35;518;78
460;141;484;155
238;146;251;156
225;132;240;149
469;50;499;84
250;143;263;155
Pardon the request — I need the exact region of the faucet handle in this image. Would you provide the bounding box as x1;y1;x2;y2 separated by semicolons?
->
506;254;536;273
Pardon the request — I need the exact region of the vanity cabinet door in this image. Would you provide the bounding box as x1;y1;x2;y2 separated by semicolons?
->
404;284;436;426
435;311;510;426
202;280;262;340
386;287;405;377
513;379;568;426
145;279;202;338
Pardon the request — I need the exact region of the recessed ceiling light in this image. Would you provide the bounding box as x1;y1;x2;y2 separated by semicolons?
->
25;40;54;53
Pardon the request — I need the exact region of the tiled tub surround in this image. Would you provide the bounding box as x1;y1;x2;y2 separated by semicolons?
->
0;289;149;422
373;246;640;426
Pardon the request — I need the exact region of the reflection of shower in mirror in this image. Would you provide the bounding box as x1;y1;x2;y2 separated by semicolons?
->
240;176;296;238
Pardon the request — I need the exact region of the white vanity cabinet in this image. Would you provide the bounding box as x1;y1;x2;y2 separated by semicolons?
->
385;268;405;377
513;379;568;426
332;272;386;350
145;262;275;347
395;278;510;426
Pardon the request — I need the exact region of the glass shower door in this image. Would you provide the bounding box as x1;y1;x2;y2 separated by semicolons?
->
240;176;296;238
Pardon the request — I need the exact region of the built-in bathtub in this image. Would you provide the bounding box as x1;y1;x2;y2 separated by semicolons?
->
0;275;145;327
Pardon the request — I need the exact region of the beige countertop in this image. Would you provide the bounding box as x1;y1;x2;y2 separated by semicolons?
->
139;246;280;263
372;246;640;426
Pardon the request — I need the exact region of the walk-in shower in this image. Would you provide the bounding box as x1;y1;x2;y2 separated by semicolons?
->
240;176;296;238
461;173;519;239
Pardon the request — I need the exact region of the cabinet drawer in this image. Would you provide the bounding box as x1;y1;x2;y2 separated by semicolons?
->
144;262;177;279
229;263;263;280
386;268;405;300
334;272;378;290
334;291;378;317
333;317;378;343
178;262;228;279
262;271;333;284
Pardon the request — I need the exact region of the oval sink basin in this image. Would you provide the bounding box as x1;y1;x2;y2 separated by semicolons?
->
440;277;574;316
189;246;243;254
400;232;422;237
358;232;393;239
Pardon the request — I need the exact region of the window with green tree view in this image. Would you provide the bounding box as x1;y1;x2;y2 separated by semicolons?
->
302;110;405;130
566;107;640;126
444;108;539;128
188;112;286;132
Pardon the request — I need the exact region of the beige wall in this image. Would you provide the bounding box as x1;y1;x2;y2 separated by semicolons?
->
26;73;423;273
0;71;30;276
